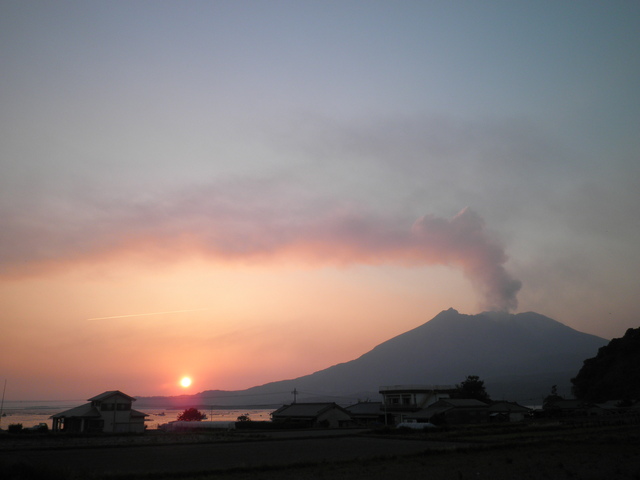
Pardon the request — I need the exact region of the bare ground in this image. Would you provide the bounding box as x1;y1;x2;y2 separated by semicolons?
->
201;439;640;480
1;422;639;480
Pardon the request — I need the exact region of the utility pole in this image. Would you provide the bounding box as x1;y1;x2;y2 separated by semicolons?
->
291;388;298;404
0;380;6;430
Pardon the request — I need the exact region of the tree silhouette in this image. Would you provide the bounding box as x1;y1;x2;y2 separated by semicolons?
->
177;407;207;421
452;375;491;402
542;385;563;409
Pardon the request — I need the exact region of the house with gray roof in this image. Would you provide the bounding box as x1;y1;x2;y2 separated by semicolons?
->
488;401;531;422
51;390;148;433
408;398;489;425
345;401;385;426
271;403;352;428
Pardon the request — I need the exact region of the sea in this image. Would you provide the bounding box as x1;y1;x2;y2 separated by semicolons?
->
0;400;275;430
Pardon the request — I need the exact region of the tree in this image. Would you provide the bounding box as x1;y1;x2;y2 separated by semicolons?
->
177;407;207;421
542;385;563;409
236;414;251;422
452;375;491;403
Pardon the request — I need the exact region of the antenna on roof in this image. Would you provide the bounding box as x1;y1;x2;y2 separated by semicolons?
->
291;388;298;404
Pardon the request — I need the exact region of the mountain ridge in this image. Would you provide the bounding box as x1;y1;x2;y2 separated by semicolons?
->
136;308;607;407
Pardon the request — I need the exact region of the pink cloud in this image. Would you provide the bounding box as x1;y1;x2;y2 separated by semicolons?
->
0;185;520;310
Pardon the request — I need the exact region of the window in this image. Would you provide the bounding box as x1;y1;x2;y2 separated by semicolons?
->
117;403;131;411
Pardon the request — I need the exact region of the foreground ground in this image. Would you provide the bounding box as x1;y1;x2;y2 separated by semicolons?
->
208;437;640;480
1;421;639;479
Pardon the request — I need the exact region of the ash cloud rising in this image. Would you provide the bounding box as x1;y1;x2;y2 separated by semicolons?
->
410;208;521;312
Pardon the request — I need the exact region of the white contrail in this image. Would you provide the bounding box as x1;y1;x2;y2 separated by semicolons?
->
87;308;208;321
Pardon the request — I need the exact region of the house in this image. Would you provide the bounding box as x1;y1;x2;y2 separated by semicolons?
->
345;402;385;426
271;403;352;428
542;398;604;417
488;401;531;422
409;398;489;425
51;390;148;433
379;385;454;425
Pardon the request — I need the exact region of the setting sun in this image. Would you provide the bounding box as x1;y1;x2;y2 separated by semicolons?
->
180;377;192;388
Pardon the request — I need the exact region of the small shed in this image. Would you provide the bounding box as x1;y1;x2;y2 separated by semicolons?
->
489;401;531;422
543;399;604;417
411;398;489;425
345;402;385;426
271;403;352;428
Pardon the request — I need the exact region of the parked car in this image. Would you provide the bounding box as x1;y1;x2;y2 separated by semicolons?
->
26;423;48;433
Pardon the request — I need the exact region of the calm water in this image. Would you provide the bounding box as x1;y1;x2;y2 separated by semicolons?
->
0;400;274;430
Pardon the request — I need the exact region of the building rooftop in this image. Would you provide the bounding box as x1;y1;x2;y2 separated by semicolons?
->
51;403;101;419
88;390;137;402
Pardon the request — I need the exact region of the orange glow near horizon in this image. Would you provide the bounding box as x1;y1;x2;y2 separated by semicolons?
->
0;256;477;400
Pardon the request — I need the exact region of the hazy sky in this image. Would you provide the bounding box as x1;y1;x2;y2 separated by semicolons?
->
1;1;639;401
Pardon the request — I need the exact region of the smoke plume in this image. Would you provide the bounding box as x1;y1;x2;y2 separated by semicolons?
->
410;207;521;311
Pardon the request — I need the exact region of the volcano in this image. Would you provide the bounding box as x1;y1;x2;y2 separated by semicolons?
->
138;309;607;407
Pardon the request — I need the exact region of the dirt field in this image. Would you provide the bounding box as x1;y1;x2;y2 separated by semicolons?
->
1;422;639;479
168;423;640;480
205;439;640;480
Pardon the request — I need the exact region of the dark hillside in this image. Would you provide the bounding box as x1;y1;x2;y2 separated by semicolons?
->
571;326;640;402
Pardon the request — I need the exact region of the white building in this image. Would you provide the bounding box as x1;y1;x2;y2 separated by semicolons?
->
51;390;148;433
379;384;454;424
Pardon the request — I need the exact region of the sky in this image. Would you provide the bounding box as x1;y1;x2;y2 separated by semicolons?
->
1;1;639;401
